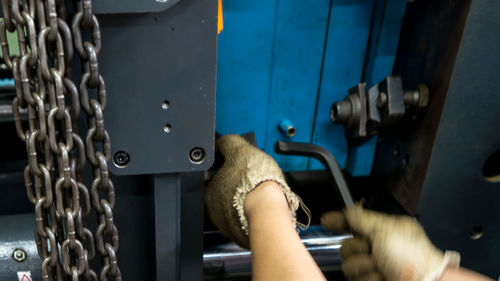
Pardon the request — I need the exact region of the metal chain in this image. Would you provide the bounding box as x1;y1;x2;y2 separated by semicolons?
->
72;1;120;280
0;0;120;280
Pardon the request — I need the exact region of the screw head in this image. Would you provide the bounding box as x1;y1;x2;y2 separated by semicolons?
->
189;147;205;164
113;151;130;168
163;123;172;133
13;249;26;262
161;100;170;110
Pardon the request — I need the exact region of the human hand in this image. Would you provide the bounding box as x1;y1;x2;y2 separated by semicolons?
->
321;205;460;281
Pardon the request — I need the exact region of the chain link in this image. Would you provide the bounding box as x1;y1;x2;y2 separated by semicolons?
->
72;1;120;279
0;0;120;280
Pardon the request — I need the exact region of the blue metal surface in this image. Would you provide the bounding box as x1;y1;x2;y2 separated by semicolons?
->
309;0;376;171
0;79;14;87
215;0;276;148
216;0;406;173
262;0;330;171
216;0;330;171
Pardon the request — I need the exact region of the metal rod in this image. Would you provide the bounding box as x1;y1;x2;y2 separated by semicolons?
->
203;227;350;280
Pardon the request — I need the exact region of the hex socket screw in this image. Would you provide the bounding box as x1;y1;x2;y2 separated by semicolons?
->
189;147;205;164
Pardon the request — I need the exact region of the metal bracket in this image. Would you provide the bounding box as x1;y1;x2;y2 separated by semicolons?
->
98;0;217;176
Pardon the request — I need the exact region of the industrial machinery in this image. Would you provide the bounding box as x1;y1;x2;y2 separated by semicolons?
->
0;0;498;280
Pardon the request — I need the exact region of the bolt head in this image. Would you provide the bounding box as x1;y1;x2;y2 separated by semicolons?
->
189;147;205;164
330;100;352;124
113;151;130;168
13;249;26;262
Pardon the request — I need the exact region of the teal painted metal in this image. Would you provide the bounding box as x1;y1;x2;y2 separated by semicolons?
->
216;0;406;173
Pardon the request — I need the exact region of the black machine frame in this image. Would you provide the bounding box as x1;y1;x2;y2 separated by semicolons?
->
0;0;499;280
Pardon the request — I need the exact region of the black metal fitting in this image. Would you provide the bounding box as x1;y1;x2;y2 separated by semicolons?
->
113;151;131;168
330;83;367;139
189;147;205;164
330;76;429;142
403;84;429;109
12;249;26;262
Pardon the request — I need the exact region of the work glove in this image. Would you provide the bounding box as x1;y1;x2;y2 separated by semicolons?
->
321;205;460;281
205;135;308;249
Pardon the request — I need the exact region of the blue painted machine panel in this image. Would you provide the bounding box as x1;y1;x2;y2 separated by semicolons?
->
310;0;376;171
216;0;406;174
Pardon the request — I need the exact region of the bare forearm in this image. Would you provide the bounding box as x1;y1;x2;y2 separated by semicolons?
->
245;181;326;281
440;267;493;281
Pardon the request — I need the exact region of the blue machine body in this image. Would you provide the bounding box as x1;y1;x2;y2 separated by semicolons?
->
0;79;14;87
216;0;406;175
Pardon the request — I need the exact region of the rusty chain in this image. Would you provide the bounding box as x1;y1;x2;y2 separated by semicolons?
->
0;0;120;280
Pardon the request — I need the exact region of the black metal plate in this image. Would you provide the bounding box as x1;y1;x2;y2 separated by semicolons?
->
417;0;500;276
374;0;500;276
97;0;217;175
93;0;181;15
0;0;182;16
0;214;41;281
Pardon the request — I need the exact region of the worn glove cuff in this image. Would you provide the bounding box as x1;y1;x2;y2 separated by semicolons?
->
424;251;461;281
233;177;302;235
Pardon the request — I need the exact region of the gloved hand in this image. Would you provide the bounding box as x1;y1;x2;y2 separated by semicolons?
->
205;135;305;249
321;205;460;281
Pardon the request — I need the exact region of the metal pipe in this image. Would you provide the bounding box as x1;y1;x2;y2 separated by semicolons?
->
0;103;27;122
203;226;350;280
279;119;297;137
0;104;14;115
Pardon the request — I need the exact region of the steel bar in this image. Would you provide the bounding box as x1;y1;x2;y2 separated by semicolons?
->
203;227;350;280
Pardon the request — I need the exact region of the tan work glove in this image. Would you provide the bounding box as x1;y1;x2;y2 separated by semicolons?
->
321;205;460;281
205;135;306;249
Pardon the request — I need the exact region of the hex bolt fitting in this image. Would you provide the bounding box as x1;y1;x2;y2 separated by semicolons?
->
189;147;205;164
113;151;131;168
12;249;26;262
403;84;429;109
330;100;352;124
279;119;297;137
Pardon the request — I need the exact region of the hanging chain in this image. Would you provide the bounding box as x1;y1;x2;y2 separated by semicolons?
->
72;0;120;279
0;0;120;280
